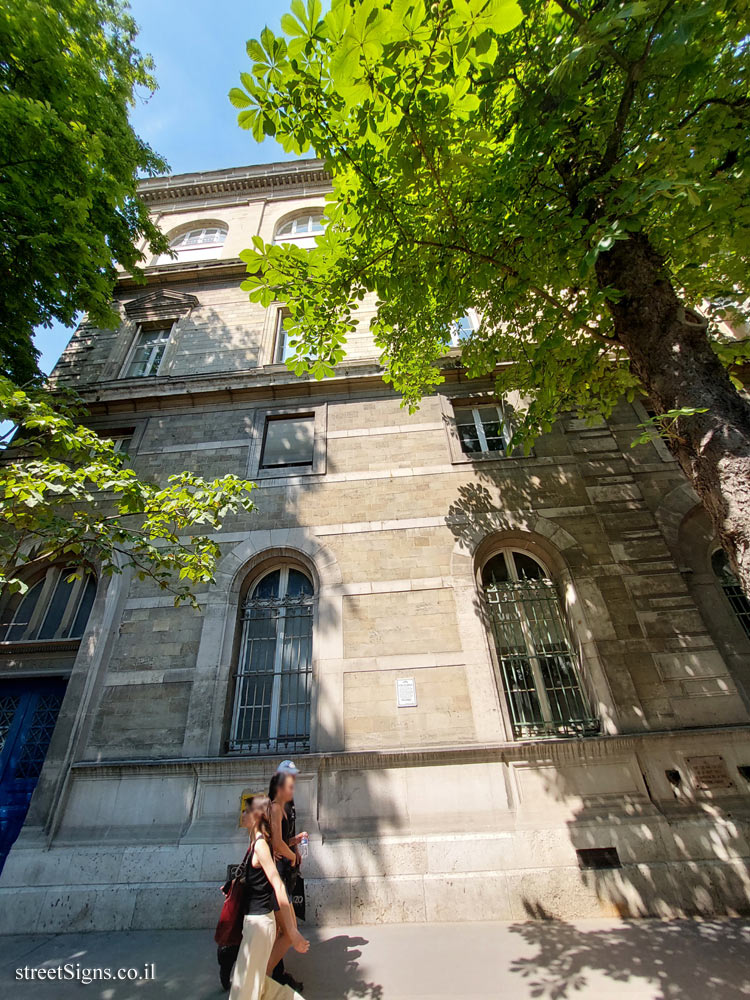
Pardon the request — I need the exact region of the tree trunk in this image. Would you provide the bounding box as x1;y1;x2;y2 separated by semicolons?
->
595;232;750;596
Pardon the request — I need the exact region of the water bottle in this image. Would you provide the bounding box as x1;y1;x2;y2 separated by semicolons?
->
298;834;309;860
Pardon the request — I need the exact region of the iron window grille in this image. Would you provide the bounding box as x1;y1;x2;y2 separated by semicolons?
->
712;548;750;639
0;566;97;643
228;566;314;755
483;551;599;740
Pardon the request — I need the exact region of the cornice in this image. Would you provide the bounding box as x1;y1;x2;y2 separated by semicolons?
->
137;159;330;209
63;359;498;416
67;724;750;780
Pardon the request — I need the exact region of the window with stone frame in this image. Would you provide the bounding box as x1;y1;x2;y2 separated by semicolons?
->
170;226;227;252
454;402;512;456
274;212;324;249
121;323;172;378
260;415;315;470
481;549;599;739
0;566;97;644
273;308;293;364
228;563;314;754
712;548;750;639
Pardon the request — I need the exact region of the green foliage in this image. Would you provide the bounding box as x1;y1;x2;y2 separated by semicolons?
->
632;406;709;448
0;0;170;383
0;380;256;608
233;0;750;442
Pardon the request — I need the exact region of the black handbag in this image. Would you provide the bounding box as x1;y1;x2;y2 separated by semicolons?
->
291;875;306;922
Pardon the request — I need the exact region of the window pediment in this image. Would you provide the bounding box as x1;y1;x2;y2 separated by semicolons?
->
124;289;199;323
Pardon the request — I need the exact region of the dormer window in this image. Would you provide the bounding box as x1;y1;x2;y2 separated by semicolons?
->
274;213;324;249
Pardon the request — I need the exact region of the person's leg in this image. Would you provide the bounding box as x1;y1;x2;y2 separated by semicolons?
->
218;945;239;991
229;913;277;1000
267;910;293;979
269;911;286;983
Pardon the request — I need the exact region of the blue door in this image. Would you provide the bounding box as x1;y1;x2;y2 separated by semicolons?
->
0;677;67;874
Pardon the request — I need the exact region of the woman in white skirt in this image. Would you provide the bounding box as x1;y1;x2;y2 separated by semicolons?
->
230;795;309;1000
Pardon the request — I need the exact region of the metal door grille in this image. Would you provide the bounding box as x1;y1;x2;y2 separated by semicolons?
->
229;593;313;754
485;578;599;739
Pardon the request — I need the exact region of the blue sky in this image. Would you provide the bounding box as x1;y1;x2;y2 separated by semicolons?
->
35;0;300;374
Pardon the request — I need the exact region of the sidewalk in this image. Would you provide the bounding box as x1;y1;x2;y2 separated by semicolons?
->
1;918;748;999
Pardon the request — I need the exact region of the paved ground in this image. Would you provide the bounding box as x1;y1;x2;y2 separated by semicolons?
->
1;919;748;999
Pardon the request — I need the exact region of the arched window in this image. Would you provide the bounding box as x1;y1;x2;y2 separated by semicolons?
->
159;225;227;264
229;564;314;754
274;213;324;248
712;549;750;638
0;566;97;643
481;550;598;739
170;226;227;251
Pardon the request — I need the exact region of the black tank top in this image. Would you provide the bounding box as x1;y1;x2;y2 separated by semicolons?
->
243;838;278;915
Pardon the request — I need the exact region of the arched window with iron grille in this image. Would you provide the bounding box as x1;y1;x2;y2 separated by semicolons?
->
481;550;598;739
712;549;750;639
228;564;314;754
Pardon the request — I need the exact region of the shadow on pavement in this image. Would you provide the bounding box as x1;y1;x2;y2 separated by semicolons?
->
509;909;750;1000
286;933;383;999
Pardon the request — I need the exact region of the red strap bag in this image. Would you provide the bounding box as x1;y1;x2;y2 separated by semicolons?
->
214;843;253;947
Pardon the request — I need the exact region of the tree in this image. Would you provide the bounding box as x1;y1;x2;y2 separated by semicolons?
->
231;0;750;594
0;0;169;383
0;380;256;608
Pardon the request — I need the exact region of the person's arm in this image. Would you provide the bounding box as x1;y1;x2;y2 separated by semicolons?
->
270;803;297;864
289;830;308;847
255;839;309;953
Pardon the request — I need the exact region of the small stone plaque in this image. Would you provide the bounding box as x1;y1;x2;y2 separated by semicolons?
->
685;755;734;790
396;677;417;708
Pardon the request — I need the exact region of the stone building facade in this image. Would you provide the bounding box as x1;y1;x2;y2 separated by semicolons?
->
1;159;750;933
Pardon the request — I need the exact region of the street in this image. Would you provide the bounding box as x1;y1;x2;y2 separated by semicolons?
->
1;918;748;999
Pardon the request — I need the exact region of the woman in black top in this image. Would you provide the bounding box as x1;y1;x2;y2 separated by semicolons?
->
228;795;308;1000
268;772;308;988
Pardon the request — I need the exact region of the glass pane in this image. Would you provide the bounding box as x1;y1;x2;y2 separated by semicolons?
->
37;570;75;640
478;407;506;452
277;605;313;742
513;552;546;580
260;417;314;468
252;570;281;600
67;573;97;639
2;580;44;641
451;315;474;343
285;569;314;599
276;316;292;362
125;328;169;377
482;555;509;587
711;548;737;585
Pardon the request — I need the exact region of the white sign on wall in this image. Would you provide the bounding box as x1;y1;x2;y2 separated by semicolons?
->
396;677;417;708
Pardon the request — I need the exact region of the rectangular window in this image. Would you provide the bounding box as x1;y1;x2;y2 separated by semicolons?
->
450;309;479;346
455;404;510;456
260;416;314;469
123;325;172;378
274;309;292;363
